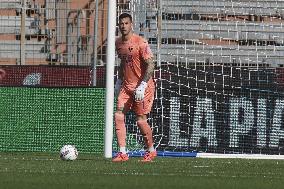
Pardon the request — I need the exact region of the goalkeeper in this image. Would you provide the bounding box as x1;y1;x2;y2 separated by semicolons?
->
112;13;156;162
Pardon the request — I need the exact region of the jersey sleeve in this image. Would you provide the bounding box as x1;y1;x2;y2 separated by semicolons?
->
139;39;153;61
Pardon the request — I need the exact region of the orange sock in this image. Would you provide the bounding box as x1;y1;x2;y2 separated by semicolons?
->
137;119;153;149
114;112;126;147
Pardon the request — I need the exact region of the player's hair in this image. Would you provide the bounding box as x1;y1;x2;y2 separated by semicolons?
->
119;12;132;22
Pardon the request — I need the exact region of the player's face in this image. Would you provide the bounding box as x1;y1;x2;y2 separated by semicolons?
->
119;17;133;37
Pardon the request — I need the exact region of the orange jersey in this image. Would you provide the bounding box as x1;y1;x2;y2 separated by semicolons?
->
116;34;155;91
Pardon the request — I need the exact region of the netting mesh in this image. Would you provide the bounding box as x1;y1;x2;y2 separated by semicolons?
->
120;0;284;155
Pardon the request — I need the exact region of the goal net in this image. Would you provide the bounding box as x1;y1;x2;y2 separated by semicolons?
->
116;0;284;156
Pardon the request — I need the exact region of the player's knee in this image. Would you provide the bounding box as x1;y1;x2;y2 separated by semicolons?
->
136;114;147;121
114;112;125;129
137;119;152;138
137;119;150;131
114;112;124;122
137;119;146;126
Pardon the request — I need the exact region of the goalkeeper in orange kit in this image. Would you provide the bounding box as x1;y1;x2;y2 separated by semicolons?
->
112;13;157;162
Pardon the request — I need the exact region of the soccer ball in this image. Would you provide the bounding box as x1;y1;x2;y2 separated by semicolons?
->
59;145;78;161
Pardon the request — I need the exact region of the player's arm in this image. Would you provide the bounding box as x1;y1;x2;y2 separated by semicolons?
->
135;58;155;101
134;39;155;101
142;57;155;82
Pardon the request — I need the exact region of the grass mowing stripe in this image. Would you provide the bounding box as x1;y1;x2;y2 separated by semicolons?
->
0;152;283;189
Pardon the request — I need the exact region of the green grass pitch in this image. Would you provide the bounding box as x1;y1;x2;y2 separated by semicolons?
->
0;152;283;189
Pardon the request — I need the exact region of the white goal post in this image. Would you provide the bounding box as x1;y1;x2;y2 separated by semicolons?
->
104;0;116;158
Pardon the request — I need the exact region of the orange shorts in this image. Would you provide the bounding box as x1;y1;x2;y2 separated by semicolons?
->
117;86;155;115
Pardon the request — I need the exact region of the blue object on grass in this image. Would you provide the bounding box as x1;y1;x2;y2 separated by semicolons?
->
112;151;197;157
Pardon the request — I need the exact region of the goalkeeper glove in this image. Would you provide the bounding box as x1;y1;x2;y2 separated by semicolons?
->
135;81;148;101
114;79;122;97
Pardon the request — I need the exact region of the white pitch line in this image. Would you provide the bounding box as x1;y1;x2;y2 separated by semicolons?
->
197;153;284;160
